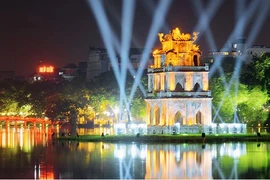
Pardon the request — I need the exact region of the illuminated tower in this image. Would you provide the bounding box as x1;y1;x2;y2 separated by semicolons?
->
145;28;212;134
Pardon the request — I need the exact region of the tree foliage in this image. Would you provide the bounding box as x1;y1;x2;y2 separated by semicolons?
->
0;69;147;125
1;59;269;128
241;53;270;94
0;80;33;116
210;74;268;124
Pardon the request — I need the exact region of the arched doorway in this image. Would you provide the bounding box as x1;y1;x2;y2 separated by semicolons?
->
174;111;184;124
194;83;202;92
154;108;160;125
196;111;202;124
175;83;184;92
193;55;198;66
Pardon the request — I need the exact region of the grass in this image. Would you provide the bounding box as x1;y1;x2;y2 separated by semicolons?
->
57;133;270;143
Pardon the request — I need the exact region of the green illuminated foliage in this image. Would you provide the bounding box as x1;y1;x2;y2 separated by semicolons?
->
240;53;270;125
91;71;147;121
211;74;268;124
241;53;270;94
0;70;147;124
0;80;33;116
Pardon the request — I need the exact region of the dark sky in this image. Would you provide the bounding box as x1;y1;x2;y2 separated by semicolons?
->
1;0;270;76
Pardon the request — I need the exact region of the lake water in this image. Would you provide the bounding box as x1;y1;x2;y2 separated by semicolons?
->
0;127;269;179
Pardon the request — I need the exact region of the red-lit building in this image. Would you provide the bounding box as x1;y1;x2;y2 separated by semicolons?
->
29;62;86;82
29;63;61;83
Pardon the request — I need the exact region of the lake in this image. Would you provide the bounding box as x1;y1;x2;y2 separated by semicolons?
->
0;126;269;179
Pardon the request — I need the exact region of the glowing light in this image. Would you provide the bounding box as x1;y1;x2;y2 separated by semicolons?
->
118;0;136;122
198;0;267;124
192;0;224;49
114;107;119;114
114;145;126;159
87;0;137;122
129;0;172;102
38;66;54;73
87;0;267;128
88;0;173;123
245;1;270;46
131;144;137;158
130;123;137;129
153;49;159;55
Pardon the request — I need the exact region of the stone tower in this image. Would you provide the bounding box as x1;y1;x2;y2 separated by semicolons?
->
145;28;212;134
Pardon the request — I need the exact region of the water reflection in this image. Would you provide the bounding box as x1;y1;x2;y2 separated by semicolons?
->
0;127;270;179
144;144;213;179
0;126;53;179
0;126;51;149
60;142;269;179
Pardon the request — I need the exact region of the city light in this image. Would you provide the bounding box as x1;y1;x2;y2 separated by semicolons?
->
86;0;270;129
38;66;54;73
88;0;172;123
192;0;269;123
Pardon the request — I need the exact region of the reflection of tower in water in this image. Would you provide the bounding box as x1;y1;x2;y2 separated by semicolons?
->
144;144;212;179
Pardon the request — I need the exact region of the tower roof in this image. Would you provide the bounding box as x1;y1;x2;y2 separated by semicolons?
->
154;28;201;55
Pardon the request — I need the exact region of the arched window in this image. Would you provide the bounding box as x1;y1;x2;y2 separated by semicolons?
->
175;83;184;92
196;111;202;124
194;83;202;92
193;55;198;66
174;111;184;124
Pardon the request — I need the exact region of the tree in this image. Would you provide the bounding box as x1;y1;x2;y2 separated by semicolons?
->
45;93;64;121
26;81;54;117
0;80;33;116
240;53;270;127
89;71;148;123
241;53;270;94
210;74;268;124
129;74;147;121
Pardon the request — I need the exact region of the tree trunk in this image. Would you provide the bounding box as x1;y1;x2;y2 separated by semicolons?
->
70;113;78;136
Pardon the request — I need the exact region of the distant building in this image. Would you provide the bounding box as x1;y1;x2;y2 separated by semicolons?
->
59;63;78;80
86;47;153;81
0;71;25;82
77;62;88;79
87;47;109;80
0;71;15;81
205;38;270;64
245;45;270;63
29;64;60;83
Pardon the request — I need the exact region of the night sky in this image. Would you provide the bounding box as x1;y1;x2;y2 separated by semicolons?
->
1;0;270;76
